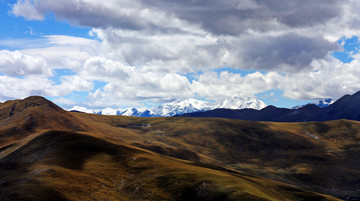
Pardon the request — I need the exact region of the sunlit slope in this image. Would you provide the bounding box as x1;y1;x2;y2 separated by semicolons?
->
0;96;93;148
73;112;360;199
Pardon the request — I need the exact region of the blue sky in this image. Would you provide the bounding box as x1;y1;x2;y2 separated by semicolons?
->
1;0;360;110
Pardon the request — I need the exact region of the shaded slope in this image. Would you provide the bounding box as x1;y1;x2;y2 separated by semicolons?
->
179;107;295;121
0;131;338;201
318;91;360;121
72;112;360;200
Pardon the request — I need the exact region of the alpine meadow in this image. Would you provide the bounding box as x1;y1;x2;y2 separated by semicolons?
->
2;0;360;201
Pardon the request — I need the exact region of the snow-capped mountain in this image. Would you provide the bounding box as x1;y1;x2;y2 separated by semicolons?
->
119;108;156;117
217;96;267;110
316;98;335;108
69;97;267;117
69;106;94;114
151;99;213;117
70;106;156;117
97;107;119;115
291;98;335;110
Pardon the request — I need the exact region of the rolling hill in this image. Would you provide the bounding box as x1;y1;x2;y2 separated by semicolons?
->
1;96;357;200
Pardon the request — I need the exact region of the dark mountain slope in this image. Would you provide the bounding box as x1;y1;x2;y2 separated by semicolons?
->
0;130;338;201
255;105;293;121
318;91;360;121
277;104;323;122
179;106;293;121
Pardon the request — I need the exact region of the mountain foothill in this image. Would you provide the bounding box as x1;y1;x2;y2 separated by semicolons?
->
1;92;360;200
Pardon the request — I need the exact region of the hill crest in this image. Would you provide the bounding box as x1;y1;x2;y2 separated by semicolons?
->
0;96;91;149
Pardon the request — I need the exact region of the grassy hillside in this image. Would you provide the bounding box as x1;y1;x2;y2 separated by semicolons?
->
72;113;360;200
0;130;339;201
0;96;352;200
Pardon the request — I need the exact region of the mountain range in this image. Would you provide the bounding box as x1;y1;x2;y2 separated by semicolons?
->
1;95;360;200
181;91;360;122
70;96;267;117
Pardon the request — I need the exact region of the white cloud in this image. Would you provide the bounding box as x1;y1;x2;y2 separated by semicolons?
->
192;71;280;101
10;0;353;73
6;0;360;108
0;75;51;100
91;28;217;73
0;74;92;101
87;71;192;107
12;0;44;20
51;75;93;96
53;97;75;106
20;35;99;71
81;57;134;81
0;50;51;76
279;56;360;100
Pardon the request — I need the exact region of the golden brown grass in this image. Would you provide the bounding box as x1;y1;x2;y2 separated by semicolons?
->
71;113;360;199
0;96;353;200
1;131;339;201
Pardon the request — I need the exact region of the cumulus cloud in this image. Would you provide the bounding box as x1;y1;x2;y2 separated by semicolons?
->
192;71;280;101
0;74;92;101
0;50;50;76
7;0;360;107
233;34;339;72
52;97;76;107
19;35;99;71
84;58;193;107
279;55;360;100
81;57;134;81
10;0;354;73
13;0;343;35
11;0;202;34
52;75;93;96
0;76;51;100
12;0;44;20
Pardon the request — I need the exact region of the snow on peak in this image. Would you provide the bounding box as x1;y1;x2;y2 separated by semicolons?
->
119;108;156;117
69;106;94;113
217;96;267;110
151;99;212;117
119;108;138;116
291;98;335;109
100;107;119;115
68;96;267;117
316;98;335;108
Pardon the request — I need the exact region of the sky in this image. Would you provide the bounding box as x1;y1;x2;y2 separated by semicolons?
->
1;0;360;110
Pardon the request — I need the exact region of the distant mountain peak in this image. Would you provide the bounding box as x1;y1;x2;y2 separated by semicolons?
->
69;96;267;117
151;98;212;117
181;91;360;122
217;96;266;110
316;98;335;108
291;98;335;109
